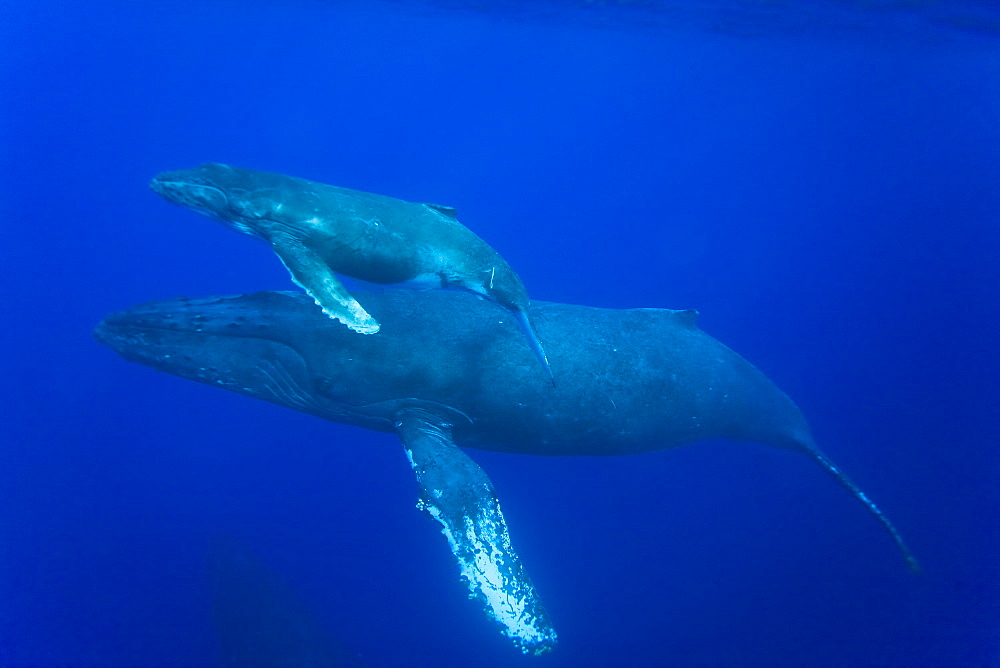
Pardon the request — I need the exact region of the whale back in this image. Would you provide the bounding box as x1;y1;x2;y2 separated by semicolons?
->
399;295;814;457
101;289;810;457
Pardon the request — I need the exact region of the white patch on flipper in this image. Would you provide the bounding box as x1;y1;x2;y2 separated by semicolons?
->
270;238;380;334
284;273;379;334
415;489;557;654
398;411;556;654
316;295;379;334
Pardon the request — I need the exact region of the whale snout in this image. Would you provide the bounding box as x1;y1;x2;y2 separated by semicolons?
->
94;295;234;358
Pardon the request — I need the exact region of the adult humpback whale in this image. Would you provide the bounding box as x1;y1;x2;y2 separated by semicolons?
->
148;163;553;382
95;289;919;654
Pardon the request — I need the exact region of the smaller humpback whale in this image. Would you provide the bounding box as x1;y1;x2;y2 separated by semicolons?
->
95;290;919;654
149;163;553;382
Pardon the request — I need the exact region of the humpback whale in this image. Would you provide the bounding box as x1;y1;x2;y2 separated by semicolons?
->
95;289;919;654
149;163;553;382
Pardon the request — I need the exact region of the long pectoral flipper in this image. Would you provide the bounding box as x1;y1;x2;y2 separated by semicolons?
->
269;233;380;334
396;408;557;655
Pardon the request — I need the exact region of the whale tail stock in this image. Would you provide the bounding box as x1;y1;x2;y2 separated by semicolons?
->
790;432;921;573
513;307;555;385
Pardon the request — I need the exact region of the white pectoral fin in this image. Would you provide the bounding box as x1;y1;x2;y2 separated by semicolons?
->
269;235;379;334
396;408;557;655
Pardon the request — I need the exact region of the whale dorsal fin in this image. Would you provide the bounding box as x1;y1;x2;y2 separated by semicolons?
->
395;406;557;655
424;203;458;218
672;309;699;328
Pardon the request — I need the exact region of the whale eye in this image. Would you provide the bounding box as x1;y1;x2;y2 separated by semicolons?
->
314;375;347;399
315;376;333;394
183;184;228;212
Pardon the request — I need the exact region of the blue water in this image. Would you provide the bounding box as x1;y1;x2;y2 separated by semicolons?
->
2;1;998;666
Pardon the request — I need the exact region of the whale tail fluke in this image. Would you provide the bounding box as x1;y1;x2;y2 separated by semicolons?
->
794;434;921;573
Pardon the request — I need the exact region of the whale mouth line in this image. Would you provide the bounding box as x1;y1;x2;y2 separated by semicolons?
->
95;314;317;408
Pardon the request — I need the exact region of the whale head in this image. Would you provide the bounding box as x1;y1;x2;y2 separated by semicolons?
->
149;163;287;239
93;291;401;431
149;163;238;217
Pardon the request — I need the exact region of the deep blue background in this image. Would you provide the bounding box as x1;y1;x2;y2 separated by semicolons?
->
2;1;998;665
